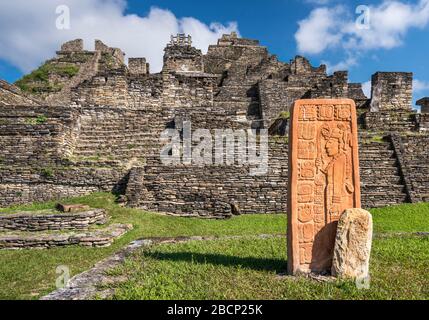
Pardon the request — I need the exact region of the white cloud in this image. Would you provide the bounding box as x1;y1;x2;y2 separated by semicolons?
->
0;0;239;73
304;0;332;5
295;0;429;69
362;80;372;98
322;56;358;73
295;6;346;55
414;79;429;93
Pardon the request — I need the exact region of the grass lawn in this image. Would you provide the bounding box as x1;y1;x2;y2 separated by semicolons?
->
0;193;428;300
109;236;429;300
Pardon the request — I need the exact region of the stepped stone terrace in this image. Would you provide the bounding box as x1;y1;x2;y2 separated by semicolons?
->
0;34;428;217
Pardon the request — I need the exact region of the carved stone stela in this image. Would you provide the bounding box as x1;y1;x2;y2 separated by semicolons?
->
288;99;361;275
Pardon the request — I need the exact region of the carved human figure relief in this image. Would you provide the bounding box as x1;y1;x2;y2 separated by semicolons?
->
288;99;361;275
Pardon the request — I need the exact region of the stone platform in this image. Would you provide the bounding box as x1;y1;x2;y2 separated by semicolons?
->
0;205;132;249
0;209;107;232
0;223;132;249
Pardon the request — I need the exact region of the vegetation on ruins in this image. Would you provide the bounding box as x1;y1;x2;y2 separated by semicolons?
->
0;192;427;300
25;115;48;125
40;167;55;178
15;62;79;94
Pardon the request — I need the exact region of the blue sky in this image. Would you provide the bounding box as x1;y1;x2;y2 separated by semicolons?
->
1;0;428;106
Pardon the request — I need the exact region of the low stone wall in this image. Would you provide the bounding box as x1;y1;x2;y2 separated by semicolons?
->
399;134;429;201
0;223;132;250
363;111;417;132
127;140;289;217
0;165;129;207
0;209;107;232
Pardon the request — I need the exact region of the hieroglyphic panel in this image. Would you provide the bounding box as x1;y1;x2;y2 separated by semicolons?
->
287;99;361;275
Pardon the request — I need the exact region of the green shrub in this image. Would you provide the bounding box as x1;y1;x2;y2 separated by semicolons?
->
15;62;79;94
278;111;290;119
40;168;54;178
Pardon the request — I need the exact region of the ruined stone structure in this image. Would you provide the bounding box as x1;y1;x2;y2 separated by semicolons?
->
1;33;428;217
0;207;131;249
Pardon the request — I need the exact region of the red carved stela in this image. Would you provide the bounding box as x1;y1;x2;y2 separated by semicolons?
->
287;99;361;275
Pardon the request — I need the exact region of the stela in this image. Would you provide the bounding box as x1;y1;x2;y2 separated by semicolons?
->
167;304;202;318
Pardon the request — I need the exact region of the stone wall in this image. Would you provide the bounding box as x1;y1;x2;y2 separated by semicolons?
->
0;80;42;106
399;134;429;201
61;39;84;52
164;44;204;73
1;34;429;216
0;223;132;249
370;72;413;112
126;139;289;218
416;113;429;132
363;111;418;132
128;58;150;75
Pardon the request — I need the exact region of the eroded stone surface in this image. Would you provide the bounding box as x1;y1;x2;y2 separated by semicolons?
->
332;208;373;279
287;99;361;275
0;223;132;250
0;209;107;232
56;203;90;213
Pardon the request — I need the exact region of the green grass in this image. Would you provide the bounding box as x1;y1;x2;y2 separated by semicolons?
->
0;193;285;299
370;135;385;143
0;192;428;300
278;111;290;119
371;202;429;233
15;62;79;94
110;236;429;300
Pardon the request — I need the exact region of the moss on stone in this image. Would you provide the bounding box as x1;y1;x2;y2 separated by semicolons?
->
15;63;79;94
278;111;290;119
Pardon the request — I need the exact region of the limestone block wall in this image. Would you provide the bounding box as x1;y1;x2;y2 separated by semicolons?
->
0;80;41;106
370;72;413;111
0;105;80;166
128;58;150;75
363;111;418;132
72;71;129;107
0;209;107;231
399;134;429;200
416;114;429;132
259;80;293;125
164;45;204;73
60;39;84;52
0;165;128;207
127;140;289;217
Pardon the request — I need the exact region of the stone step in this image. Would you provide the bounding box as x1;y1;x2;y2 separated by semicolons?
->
75;141;156;148
360;167;400;176
359;155;396;161
360;159;397;167
361;175;403;184
0;223;132;250
362;196;408;208
361;184;406;194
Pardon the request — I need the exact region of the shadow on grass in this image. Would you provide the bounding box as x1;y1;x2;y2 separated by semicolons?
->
146;251;287;273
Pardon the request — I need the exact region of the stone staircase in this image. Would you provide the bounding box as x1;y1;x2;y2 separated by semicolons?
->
71;109;164;163
359;134;409;208
401;135;429;201
45;51;101;106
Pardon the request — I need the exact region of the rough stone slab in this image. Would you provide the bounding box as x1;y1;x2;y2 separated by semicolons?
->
0;209;107;232
332;208;373;279
0;223;132;250
56;203;90;213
